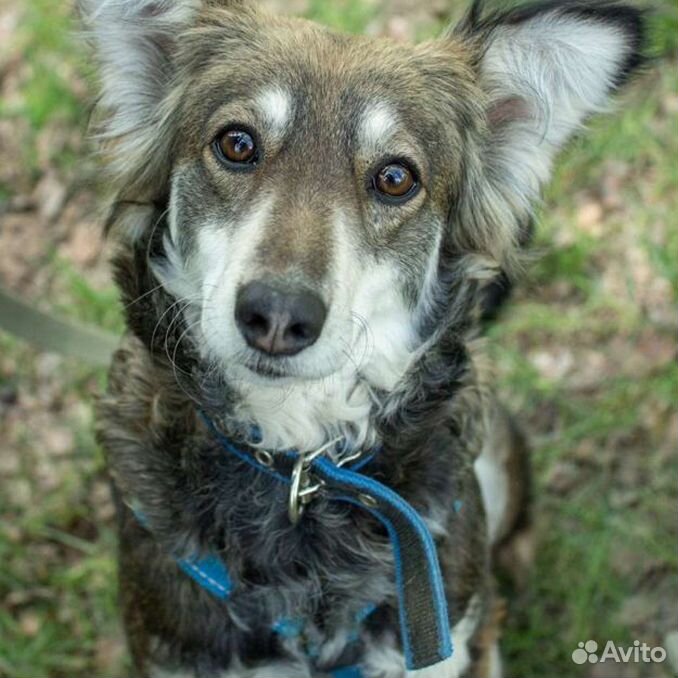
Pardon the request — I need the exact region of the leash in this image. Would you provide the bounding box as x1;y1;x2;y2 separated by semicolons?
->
0;286;118;366
311;457;453;669
132;416;454;672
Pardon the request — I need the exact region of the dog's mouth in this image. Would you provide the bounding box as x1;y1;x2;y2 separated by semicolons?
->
243;358;290;380
211;329;356;385
235;349;344;383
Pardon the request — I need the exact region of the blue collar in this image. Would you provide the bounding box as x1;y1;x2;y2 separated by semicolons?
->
133;415;454;672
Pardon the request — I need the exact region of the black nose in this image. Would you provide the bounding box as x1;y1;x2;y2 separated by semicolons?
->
235;281;327;356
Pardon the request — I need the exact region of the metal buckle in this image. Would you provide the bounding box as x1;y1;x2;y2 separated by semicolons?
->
287;438;351;525
288;455;323;525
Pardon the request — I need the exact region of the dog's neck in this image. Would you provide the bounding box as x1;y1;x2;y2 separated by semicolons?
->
196;332;469;456
215;368;382;453
101;330;474;516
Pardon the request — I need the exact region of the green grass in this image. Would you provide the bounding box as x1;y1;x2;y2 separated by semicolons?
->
0;0;91;180
52;257;125;334
0;1;676;677
488;70;677;671
20;67;82;130
17;0;86;127
481;4;677;675
493;335;677;678
0;333;124;678
305;0;378;33
0;3;122;669
649;2;678;57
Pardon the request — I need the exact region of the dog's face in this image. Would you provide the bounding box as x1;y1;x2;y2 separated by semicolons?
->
84;0;643;448
157;23;479;390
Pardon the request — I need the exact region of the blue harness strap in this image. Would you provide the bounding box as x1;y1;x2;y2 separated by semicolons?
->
131;417;454;672
130;506;233;600
176;553;233;601
330;667;364;678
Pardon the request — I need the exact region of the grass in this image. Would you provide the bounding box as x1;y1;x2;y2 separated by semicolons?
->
0;332;123;678
14;0;85;128
305;0;378;33
0;1;676;677
52;257;125;333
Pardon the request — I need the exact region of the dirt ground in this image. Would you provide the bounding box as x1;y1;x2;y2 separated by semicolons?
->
0;1;676;677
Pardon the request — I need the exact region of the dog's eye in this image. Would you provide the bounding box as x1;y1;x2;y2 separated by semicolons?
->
373;162;418;202
214;128;258;166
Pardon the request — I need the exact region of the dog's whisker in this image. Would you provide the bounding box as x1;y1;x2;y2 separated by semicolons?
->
163;300;201;377
170;318;203;385
150;296;190;349
349;313;373;365
144;206;171;263
151;295;201;354
122;282;166;310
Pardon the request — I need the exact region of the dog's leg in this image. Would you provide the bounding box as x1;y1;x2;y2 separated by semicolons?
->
461;404;533;678
474;404;533;569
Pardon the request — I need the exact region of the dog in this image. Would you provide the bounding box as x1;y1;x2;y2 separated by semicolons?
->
80;1;645;675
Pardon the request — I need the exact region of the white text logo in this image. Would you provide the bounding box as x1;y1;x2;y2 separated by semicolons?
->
572;640;667;665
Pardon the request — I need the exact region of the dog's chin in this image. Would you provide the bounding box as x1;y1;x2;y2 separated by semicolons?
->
225;352;346;388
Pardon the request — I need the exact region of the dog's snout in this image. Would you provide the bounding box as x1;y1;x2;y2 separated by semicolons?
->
235;282;327;357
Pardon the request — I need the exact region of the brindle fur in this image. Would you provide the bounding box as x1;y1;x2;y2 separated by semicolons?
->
99;334;497;676
83;0;645;675
98;241;505;675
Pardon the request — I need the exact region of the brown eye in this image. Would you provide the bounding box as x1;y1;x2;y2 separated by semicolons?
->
373;162;418;201
215;128;258;166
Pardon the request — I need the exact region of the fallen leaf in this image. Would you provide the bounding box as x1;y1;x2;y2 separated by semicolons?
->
19;611;41;637
33;171;67;222
576;199;605;235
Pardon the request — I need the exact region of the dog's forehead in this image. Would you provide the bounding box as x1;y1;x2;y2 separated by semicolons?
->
182;14;473;146
250;86;401;151
255;86;292;135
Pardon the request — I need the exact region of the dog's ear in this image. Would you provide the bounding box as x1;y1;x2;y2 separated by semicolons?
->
79;0;250;195
79;0;205;193
452;1;645;267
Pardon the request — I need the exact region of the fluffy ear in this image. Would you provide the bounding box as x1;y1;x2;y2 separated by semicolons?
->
79;0;206;195
454;1;645;267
